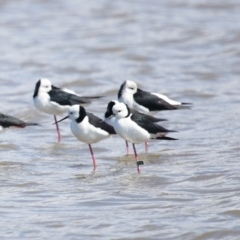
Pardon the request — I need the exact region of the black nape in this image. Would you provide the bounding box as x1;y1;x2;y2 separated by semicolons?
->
117;81;126;99
33;79;41;98
105;101;116;118
76;106;87;123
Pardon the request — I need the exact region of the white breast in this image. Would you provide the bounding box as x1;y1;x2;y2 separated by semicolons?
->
34;93;69;115
119;93;149;113
70;117;110;144
119;93;133;109
113;117;150;144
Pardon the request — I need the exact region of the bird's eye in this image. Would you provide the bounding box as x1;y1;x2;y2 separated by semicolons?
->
70;112;73;114
129;87;134;90
118;110;121;112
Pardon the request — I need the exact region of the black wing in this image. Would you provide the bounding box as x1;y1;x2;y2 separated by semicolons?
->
130;109;167;122
87;112;116;135
154;136;178;140
0;113;38;128
133;89;178;111
131;114;175;134
48;88;95;106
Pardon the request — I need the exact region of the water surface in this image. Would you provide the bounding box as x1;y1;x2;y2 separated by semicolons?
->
0;0;240;239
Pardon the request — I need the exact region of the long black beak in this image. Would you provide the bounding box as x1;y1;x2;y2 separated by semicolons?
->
52;116;69;125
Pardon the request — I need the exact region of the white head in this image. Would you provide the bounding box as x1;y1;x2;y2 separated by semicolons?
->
55;105;87;124
68;105;82;121
112;101;131;119
118;80;138;98
33;78;52;97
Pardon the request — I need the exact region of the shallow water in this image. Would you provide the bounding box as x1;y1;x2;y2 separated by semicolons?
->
0;0;240;239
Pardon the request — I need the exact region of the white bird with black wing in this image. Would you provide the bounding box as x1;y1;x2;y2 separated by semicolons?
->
55;105;116;169
106;101;177;173
33;78;103;142
104;100;168;154
118;80;192;114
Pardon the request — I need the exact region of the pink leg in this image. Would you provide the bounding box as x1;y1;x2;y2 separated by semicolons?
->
88;144;97;170
145;141;149;152
54;115;62;142
132;143;144;173
125;141;130;155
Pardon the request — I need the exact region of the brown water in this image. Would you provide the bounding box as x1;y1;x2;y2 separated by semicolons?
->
0;0;240;239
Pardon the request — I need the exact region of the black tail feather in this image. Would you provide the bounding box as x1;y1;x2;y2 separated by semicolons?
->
175;105;192;110
80;96;104;99
153;136;178;140
25;122;40;126
147;116;168;122
181;102;193;105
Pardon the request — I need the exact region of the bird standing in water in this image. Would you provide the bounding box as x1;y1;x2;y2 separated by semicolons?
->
55;105;115;170
105;101;177;173
118;80;192;113
104;100;168;154
33;78;102;142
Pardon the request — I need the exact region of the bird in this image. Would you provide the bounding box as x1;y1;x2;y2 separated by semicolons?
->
118;80;192;114
0;112;39;132
54;105;116;169
105;101;177;173
33;78;103;142
104;100;168;153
